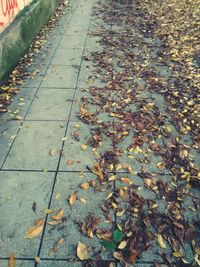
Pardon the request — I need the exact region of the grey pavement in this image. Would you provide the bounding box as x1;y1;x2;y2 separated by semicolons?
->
0;0;199;266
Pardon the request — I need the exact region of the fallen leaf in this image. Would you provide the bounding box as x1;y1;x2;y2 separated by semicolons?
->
118;240;127;249
69;192;77;206
25;225;43;239
108;175;116;181
9;254;15;267
49;149;56;157
77;242;89;260
80;197;87;203
157;234;166;249
43;208;54;214
120;177;133;185
81;144;88;150
172;251;183;258
79;182;90;190
50;209;64;221
34;257;40;263
66;160;75;165
127;250;138;263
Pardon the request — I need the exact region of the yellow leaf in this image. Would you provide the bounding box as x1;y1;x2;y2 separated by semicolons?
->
109;164;114;171
111;202;118;209
79;182;90;190
48;220;61;226
120;177;133;185
66;160;75;166
80;198;87;203
81;144;88;150
69;192;77;206
35;257;40;263
106;192;113;200
179;149;189;160
116;210;125;217
25;225;43;239
49;149;56;157
51;209;64;221
108;175;116;181
157;162;165;170
172;251;183;258
43;208;54;214
118;241;127;249
165;126;172;133
9;254;15;267
77;242;89;260
157;234;166;249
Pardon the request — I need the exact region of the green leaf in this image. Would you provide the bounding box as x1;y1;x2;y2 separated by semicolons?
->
113;229;123;243
100;240;117;251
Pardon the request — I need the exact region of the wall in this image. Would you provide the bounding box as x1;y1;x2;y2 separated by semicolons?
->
0;0;33;33
0;0;61;81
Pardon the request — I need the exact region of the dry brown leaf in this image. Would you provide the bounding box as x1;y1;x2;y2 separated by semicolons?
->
118;240;127;249
34;218;45;226
127;250;138;263
49;149;56;157
116;210;125;217
120;177;133;185
108;175;116;181
34;257;40;263
80;197;87;203
157;162;165;170
77;242;89;260
113;251;123;261
43;208;54;214
69;192;77;206
157;234;166;249
25;225;43;239
172;251;183;258
90;163;104;180
179;149;189;160
79;182;90;190
9;254;15;267
81;144;88;150
51;208;64;221
48;220;61;226
66;160;75;166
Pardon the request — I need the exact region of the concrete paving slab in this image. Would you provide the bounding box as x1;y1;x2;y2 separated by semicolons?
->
0;260;34;267
40;173;114;260
51;49;83;66
77;64;106;88
40;66;79;89
0;87;37;121
59;35;86;49
69;15;91;26
0;171;54;257
3;121;65;171
26;89;74;121
59;121;113;171
84;36;103;54
0;121;20;168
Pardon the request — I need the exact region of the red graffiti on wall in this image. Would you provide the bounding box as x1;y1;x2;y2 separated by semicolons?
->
1;0;19;19
0;0;31;28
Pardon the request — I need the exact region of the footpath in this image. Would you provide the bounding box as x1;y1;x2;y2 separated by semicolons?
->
0;0;199;266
